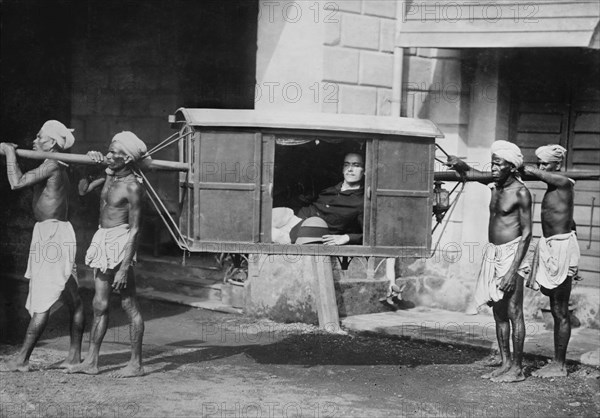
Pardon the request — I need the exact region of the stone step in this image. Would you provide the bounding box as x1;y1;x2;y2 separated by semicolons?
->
335;278;392;317
137;254;225;280
136;268;223;301
78;255;392;316
136;289;242;315
135;255;226;301
137;280;222;301
77;259;226;303
76;266;234;311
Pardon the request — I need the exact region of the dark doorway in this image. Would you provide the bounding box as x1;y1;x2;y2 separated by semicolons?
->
178;1;259;109
1;0;73;271
506;48;600;287
507;48;600;169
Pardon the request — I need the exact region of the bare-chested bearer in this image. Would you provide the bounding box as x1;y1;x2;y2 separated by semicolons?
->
523;145;580;378
69;131;146;378
0;121;84;372
447;140;532;383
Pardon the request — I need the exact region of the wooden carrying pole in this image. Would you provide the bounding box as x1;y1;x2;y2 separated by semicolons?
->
0;149;189;172
434;170;600;183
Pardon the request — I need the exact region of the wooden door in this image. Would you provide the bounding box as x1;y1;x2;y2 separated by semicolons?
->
368;137;434;255
568;61;600;283
192;130;266;243
510;50;600;286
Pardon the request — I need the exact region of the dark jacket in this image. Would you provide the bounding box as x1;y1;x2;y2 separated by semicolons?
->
297;182;364;244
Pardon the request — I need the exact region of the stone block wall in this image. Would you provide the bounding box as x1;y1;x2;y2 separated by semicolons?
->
321;0;397;116
67;2;185;260
256;0;471;126
2;1;259;271
255;0;328;112
68;1;258;259
320;1;471;146
0;0;72;274
316;0;480;312
319;0;472;262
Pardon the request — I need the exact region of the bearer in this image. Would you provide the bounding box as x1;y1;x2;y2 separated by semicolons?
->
69;131;146;377
447;140;532;383
524;145;580;378
0;120;84;372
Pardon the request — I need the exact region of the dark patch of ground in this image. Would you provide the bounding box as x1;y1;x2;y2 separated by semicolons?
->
1;283;599;417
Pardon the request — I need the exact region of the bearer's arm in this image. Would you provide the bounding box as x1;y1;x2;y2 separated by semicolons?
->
112;182;143;291
78;151;107;195
499;187;533;293
0;143;55;190
78;177;106;195
522;165;574;188
445;155;490;185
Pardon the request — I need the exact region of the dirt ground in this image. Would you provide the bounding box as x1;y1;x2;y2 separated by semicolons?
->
1;287;599;418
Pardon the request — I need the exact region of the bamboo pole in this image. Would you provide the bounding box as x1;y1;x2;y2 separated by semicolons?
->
0;149;189;172
434;170;600;183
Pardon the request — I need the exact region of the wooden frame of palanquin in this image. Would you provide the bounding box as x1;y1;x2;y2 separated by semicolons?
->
172;109;444;258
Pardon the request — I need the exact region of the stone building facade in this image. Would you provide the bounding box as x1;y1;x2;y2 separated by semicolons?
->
1;0;598;326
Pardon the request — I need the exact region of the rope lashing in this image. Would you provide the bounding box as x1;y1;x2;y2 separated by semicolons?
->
143;129;193;159
435;143;450;159
134;166;191;252
146;131;179;155
127;129;194;253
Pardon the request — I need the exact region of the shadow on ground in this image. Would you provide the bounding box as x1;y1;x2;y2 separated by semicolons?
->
0;278;193;344
4;279;584;375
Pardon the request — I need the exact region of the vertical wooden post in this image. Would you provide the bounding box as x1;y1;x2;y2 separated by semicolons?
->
310;255;342;333
386;257;396;283
366;256;375;280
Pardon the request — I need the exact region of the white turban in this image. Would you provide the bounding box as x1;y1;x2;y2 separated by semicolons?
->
491;140;523;168
535;144;566;163
41;120;75;150
111;131;147;162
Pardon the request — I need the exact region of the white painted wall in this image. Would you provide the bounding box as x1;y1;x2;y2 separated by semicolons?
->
256;0;325;112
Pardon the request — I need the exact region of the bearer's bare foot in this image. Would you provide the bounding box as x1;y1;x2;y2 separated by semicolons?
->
532;361;567;378
491;366;525;383
57;358;82;371
478;353;502;367
66;361;99;375
110;364;145;378
0;358;30;372
481;362;512;379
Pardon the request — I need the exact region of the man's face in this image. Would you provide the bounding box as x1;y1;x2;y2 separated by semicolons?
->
343;153;364;185
537;158;561;172
106;142;131;171
32;129;56;152
491;154;515;185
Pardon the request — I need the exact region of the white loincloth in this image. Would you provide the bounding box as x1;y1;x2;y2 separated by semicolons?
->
529;231;580;291
25;220;77;315
85;224;133;273
474;236;529;307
